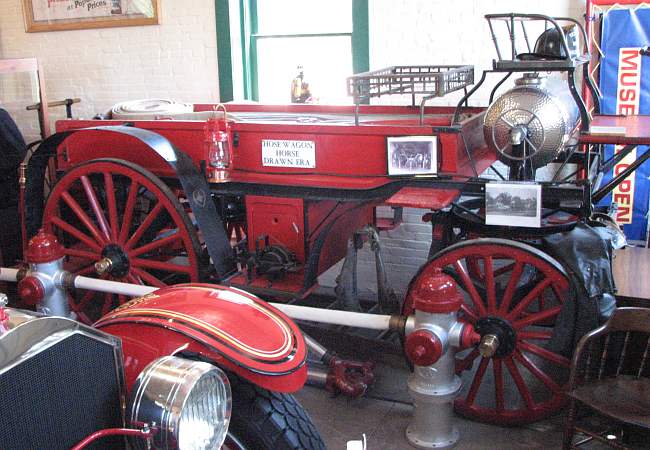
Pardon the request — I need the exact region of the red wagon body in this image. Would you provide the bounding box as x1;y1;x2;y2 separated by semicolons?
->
54;104;496;298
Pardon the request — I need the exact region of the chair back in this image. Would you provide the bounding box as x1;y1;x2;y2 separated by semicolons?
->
570;307;650;386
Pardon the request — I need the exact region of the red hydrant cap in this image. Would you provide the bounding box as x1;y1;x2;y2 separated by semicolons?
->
405;329;443;366
460;323;481;349
411;267;463;314
18;276;44;305
24;229;65;264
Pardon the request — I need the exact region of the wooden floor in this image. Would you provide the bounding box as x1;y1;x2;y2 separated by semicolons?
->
613;246;650;303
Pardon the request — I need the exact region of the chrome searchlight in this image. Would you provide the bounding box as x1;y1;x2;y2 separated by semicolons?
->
128;356;232;450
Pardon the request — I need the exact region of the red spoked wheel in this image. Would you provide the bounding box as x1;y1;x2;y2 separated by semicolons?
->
404;238;572;425
43;158;202;323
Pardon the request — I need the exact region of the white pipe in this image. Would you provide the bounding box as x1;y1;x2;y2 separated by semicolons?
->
74;275;156;297
0;267;400;331
0;268;19;282
73;273;397;331
269;303;393;331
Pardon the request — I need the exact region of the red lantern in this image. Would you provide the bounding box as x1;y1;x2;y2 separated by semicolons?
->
204;104;232;181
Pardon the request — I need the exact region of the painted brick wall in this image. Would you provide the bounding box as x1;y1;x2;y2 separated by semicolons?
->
0;0;219;143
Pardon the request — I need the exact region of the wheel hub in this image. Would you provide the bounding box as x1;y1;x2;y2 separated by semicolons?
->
475;316;517;358
98;244;130;278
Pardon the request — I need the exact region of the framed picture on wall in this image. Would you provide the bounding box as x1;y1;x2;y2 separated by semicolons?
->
22;0;160;32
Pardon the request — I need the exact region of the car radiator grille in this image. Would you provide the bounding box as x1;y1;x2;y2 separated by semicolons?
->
0;333;123;450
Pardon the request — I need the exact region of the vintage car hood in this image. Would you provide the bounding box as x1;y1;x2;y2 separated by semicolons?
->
94;284;306;378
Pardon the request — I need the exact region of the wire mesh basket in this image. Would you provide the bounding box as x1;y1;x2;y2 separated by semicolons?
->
347;65;474;106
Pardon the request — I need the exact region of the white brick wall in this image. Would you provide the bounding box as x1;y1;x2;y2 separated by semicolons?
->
0;0;219;142
369;0;585;106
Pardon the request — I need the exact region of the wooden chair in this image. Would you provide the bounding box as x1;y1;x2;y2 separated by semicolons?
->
563;307;650;449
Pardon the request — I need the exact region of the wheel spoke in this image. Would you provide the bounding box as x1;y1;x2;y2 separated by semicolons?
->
493;262;515;277
124;202;164;250
50;216;102;253
129;232;182;258
498;261;524;315
465;357;489;406
101;292;115;316
75;288;97;311
126;274;142;285
61;191;107;246
63;248;100;261
518;330;552;340
467;257;484;282
460;304;479;323
130;257;192;274
514;305;562;330
80;175;111;241
484;256;496;314
130;267;166;288
456;348;480;373
551;283;566;303
103;172;119;240
504;356;536;409
493;358;505;413
74;264;97;277
506;278;552;321
514;350;562;394
519;341;570;368
453;260;487;317
119;180;140;244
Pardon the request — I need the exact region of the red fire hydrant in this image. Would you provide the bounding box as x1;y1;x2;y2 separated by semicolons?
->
403;268;480;449
17;229;70;318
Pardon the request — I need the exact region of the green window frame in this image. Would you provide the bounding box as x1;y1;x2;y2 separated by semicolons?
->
215;0;369;102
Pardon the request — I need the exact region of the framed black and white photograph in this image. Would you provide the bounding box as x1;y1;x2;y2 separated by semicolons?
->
485;183;542;228
386;136;437;176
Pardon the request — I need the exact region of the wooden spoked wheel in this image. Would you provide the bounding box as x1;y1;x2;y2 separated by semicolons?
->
404;238;572;425
43;158;202;323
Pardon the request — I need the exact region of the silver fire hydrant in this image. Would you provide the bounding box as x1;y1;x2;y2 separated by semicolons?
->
403;268;481;449
17;229;72;318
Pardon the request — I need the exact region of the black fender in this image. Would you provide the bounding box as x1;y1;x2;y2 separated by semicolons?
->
25;125;234;278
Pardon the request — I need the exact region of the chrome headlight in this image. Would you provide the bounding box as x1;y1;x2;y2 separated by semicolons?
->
128;356;231;450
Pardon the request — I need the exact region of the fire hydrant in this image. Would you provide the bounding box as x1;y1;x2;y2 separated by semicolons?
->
403;268;480;449
17;229;71;318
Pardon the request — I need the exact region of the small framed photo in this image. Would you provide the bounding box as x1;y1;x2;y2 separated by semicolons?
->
485;183;542;228
387;136;437;176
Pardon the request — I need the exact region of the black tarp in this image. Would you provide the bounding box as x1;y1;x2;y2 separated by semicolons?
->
543;222;617;357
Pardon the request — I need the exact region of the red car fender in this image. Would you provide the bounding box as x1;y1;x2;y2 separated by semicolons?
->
94;284;307;393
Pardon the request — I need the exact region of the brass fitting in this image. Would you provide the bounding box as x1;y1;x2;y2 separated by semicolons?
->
479;334;500;358
19;163;27;186
94;257;113;275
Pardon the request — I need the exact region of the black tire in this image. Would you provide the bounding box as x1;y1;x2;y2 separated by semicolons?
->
224;374;327;450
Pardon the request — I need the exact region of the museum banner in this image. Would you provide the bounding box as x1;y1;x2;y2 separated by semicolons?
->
598;7;650;241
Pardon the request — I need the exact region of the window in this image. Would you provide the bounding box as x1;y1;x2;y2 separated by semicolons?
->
216;0;369;104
